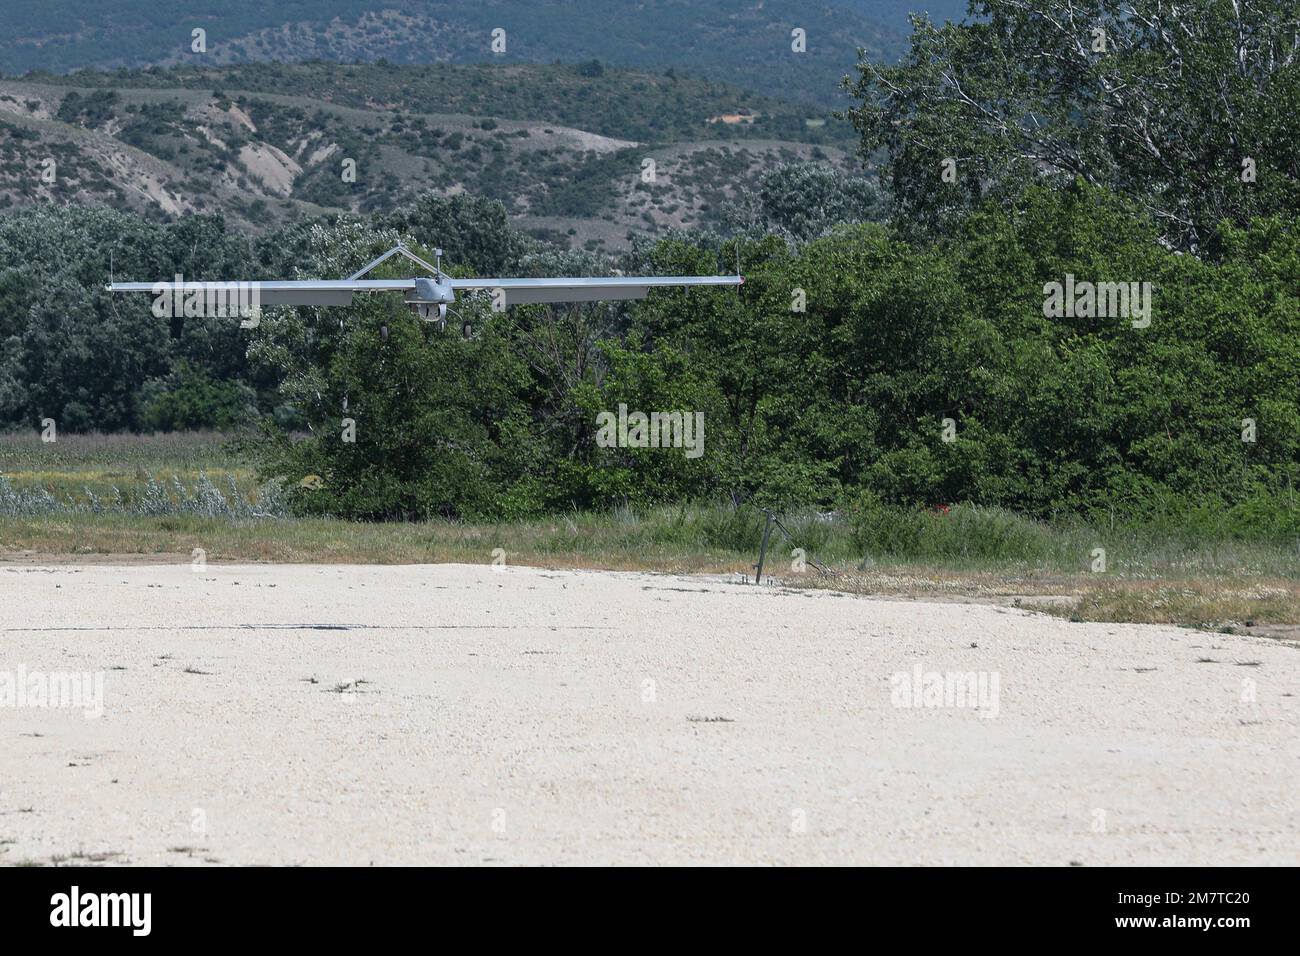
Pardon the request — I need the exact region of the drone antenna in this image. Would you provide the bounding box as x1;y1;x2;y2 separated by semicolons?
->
435;247;444;279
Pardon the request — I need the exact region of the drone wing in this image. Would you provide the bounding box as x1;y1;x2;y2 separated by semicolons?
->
448;274;743;305
107;274;742;307
106;279;416;307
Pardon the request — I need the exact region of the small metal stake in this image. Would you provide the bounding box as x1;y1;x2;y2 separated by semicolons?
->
754;510;774;584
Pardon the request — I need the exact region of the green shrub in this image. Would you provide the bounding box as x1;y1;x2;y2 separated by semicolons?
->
140;363;258;432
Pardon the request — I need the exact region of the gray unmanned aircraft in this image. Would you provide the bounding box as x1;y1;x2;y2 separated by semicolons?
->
107;242;743;328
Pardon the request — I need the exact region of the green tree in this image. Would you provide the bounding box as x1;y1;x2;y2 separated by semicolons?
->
246;220;538;519
381;193;532;275
140;362;258;431
724;162;885;242
845;0;1300;253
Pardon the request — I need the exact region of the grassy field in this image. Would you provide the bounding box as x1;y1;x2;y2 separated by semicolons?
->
0;430;276;516
2;431;1298;636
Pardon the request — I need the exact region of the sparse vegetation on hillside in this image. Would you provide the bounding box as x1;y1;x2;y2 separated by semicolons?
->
0;63;859;242
31;61;854;145
1;0;905;106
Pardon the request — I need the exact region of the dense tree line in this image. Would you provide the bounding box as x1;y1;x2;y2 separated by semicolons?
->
0;178;1296;528
239;181;1297;528
0;194;534;434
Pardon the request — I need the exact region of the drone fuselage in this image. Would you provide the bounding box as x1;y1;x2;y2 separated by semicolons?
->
407;276;457;322
411;277;457;304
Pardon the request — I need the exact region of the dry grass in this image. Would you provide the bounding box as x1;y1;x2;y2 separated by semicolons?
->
799;566;1300;637
1048;579;1300;631
0;513;755;575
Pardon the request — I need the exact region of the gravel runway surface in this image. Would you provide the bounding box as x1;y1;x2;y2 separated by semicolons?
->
1;563;1296;865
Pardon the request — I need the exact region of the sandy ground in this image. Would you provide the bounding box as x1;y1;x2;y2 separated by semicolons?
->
0;563;1296;866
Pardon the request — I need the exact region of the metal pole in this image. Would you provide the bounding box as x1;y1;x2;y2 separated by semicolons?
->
754;510;774;584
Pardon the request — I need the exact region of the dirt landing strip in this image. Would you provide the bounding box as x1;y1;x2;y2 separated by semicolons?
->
1;564;1296;865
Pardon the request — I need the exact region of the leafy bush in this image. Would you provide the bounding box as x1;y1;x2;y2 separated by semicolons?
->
140;363;258;431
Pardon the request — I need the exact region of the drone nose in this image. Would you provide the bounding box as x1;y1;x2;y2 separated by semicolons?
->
413;277;456;304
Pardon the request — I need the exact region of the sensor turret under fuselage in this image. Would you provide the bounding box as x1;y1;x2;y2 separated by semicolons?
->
407;276;456;322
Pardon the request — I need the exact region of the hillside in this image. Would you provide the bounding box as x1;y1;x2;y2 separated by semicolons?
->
829;1;969;27
0;63;860;250
3;0;907;106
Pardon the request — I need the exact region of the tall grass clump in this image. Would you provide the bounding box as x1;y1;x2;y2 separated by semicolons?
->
0;476;62;517
0;471;286;519
846;493;1088;569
